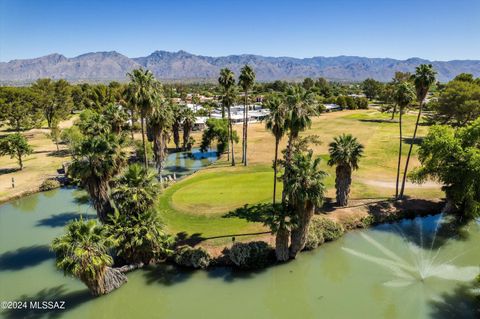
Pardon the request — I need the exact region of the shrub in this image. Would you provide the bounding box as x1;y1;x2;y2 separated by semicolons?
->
39;179;61;191
310;217;344;242
303;224;325;251
229;241;273;269
174;246;212;269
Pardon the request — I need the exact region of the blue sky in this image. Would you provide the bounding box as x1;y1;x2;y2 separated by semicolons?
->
0;0;479;62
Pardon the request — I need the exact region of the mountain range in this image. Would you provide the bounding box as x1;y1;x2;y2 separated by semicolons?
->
1;50;480;84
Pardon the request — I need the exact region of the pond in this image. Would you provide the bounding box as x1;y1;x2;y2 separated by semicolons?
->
1;187;479;319
162;147;218;179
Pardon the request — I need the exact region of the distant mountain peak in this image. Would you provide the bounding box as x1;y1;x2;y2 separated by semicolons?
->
1;50;479;84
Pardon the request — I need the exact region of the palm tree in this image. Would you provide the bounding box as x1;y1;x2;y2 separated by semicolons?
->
182;107;196;151
111;164;161;215
103;103;129;134
238;65;256;165
393;82;416;199
285;150;326;258
149;99;173;177
69;133;127;223
399;64;436;198
328;134;364;206
127;68;158;168
51;218;127;296
218;68;236;166
171;104;184;151
282;86;317;201
264;95;287;204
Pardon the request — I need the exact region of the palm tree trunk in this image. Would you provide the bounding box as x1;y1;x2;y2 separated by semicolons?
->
227;106;235;166
173;123;180;151
395;109;403;199
140;116;148;168
242;99;246;164
130;108;135;141
335;165;351;206
88;179;113;223
275;226;290;261
244;93;249;166
282;134;294;203
399;101;423;198
86;266;128;296
289;201;314;258
273;138;279;204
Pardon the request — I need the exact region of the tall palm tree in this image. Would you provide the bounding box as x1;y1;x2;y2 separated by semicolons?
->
149;98;173;177
282;86;317;201
264;95;287;204
171;104;184;151
127;68;158;168
69;133;127;223
399;64;436;198
51;218;127;296
112;163;161;215
393;82;416;199
218;68;236;166
328;134;364;206
182;108;196;151
285;150;326;258
238;65;256;166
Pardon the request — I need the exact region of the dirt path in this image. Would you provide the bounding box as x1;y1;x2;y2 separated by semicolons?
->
359;178;441;189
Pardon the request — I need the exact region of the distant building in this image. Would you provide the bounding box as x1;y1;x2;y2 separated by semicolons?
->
324;104;343;112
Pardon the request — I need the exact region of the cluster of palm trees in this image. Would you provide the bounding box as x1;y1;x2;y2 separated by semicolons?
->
217;66;256;166
53;70;181;296
392;64;436;199
263;85;365;261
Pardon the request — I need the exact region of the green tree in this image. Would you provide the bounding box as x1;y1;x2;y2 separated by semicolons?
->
328;134;364;206
264;94;287;204
393;82;416;199
399;64;436;199
362;78;383;100
103;103;129;134
127;69;158;168
32;78;73;128
239;65;256;166
432;79;480;126
69;134;127;222
112;164;160;216
218;68;237;165
0;133;33;170
49;122;61;152
285;149;327;258
51;218;127;296
411;119;480;218
0;87;40;131
107;210;173;265
200;118;238;155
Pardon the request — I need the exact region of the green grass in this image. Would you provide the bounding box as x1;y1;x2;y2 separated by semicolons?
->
158;109;443;242
158;165;280;238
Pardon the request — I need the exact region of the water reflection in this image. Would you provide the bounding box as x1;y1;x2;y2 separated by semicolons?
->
163;147;218;178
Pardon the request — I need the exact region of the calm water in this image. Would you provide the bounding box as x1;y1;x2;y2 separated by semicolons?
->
1;189;479;319
162;147;218;179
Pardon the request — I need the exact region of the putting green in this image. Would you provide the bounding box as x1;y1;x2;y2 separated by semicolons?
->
171;168;280;215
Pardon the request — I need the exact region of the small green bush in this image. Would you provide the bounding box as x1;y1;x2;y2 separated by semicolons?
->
303;224;325;251
228;241;273;269
311;217;344;242
174;246;212;269
39;179;61;191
